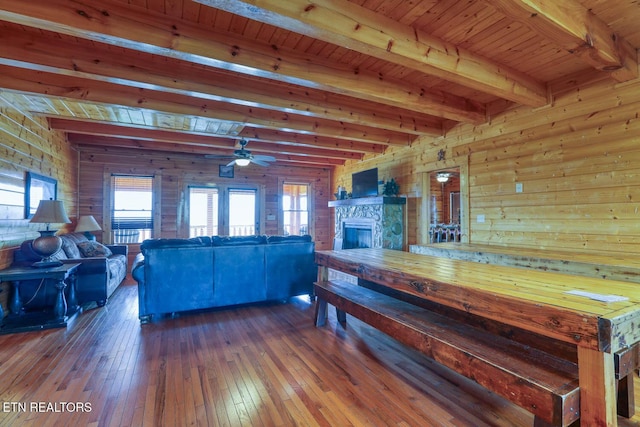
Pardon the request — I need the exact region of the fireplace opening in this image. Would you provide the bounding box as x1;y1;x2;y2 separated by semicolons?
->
342;219;374;249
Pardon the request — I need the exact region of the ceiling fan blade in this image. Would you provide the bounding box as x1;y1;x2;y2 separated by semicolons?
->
253;154;276;162
226;159;237;167
250;158;270;167
204;154;233;159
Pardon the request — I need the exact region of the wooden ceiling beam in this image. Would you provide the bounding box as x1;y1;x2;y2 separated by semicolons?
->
68;134;344;166
197;0;549;107
46;115;385;153
0;64;413;145
50;118;363;160
237;128;388;154
0;0;486;123
490;0;638;82
0;26;443;136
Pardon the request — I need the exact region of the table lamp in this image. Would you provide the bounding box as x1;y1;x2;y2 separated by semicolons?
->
75;215;102;241
29;199;71;268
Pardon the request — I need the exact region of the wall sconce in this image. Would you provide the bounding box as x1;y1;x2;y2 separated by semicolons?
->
436;172;450;183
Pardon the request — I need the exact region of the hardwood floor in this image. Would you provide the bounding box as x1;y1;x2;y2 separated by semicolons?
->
0;283;639;427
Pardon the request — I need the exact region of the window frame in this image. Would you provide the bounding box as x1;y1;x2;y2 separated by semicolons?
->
182;181;264;237
279;179;314;239
104;172;160;244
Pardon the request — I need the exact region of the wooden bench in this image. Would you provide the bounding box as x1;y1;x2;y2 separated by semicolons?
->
355;277;638;420
314;279;581;427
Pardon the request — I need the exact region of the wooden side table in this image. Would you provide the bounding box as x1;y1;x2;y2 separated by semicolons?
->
0;263;81;334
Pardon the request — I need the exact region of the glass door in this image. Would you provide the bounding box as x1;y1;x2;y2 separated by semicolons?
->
189;186;258;236
189;187;219;237
228;188;258;236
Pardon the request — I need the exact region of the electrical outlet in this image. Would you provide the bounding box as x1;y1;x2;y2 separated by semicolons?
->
515;182;523;193
477;214;485;223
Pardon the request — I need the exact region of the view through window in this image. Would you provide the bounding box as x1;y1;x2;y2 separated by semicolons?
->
283;183;309;235
189;187;218;237
111;175;153;243
189;186;257;236
229;189;256;235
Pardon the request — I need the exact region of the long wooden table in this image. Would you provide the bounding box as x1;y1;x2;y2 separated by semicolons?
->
315;248;640;427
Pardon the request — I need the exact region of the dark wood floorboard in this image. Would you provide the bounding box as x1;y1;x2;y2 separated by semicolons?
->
0;283;638;426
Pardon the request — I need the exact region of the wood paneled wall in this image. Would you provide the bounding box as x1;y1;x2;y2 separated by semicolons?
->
334;74;640;255
77;147;333;259
0;98;78;310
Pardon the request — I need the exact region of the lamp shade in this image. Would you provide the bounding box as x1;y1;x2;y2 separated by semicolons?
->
30;200;71;226
75;215;102;232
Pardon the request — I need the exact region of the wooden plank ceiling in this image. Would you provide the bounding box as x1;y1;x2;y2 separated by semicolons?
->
0;0;638;168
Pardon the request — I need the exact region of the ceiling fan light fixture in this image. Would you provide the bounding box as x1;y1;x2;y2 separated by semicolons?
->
235;158;251;166
436;172;450;183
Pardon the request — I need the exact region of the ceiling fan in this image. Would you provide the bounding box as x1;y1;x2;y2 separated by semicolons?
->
205;139;276;167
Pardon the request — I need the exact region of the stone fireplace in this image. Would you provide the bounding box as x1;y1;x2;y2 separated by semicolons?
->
342;218;374;249
328;196;405;283
329;196;405;250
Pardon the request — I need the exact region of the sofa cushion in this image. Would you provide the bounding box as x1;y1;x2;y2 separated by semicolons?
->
267;235;312;244
140;238;206;252
212;235;267;246
77;241;113;257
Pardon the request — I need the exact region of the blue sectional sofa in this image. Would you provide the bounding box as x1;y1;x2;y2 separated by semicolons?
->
131;235;316;323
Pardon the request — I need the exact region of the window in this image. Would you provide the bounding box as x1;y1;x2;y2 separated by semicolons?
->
111;175;154;243
282;183;309;235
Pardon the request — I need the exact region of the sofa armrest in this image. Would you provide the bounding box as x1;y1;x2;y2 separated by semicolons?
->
131;253;145;285
107;244;128;257
61;257;108;275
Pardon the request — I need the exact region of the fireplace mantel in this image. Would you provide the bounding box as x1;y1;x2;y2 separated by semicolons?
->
328;196;406;208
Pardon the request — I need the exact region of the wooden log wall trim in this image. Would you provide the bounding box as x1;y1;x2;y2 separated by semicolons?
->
332;76;640;255
77;147;333;261
0;98;78;313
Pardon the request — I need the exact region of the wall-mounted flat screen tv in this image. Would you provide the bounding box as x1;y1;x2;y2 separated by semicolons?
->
352;168;378;198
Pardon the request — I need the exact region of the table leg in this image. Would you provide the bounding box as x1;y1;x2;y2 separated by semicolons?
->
315;266;329;326
617;373;635;418
65;271;79;315
52;279;67;321
9;281;22;315
315;297;327;327
318;265;328;283
577;346;617;426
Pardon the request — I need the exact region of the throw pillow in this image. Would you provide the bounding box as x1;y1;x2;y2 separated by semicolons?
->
61;237;82;258
77;241;113;258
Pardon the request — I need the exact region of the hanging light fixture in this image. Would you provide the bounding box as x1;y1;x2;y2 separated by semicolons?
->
235;158;251;167
436;172;450;183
